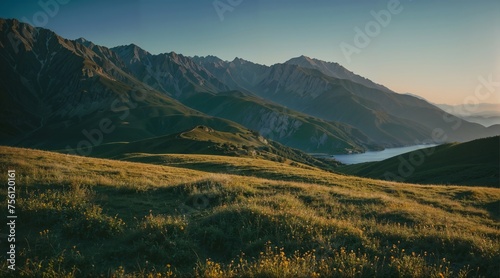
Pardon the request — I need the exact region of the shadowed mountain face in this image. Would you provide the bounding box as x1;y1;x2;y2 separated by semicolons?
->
0;19;246;150
111;44;230;98
1;18;499;155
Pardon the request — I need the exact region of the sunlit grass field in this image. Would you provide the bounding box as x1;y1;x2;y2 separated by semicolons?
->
1;146;499;277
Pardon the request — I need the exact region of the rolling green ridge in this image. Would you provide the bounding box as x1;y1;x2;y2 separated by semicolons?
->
84;125;341;170
1;146;499;277
338;136;500;187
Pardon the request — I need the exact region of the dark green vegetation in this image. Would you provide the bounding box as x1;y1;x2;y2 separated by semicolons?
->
1;146;499;277
338;136;500;187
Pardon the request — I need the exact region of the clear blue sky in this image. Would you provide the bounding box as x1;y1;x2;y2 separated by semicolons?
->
1;0;499;105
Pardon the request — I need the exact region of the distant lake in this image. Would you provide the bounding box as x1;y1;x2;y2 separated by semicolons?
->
333;144;438;165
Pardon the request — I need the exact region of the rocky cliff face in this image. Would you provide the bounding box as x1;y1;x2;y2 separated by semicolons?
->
192;56;268;93
285;55;392;93
112;45;229;98
259;64;333;100
250;109;303;139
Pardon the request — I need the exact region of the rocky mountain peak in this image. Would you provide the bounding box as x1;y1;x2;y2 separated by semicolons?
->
111;43;150;64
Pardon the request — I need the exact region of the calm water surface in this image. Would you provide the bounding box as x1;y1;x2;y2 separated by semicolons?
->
333;144;438;165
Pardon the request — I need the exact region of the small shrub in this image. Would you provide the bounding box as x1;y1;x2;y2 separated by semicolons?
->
63;205;125;239
140;213;188;242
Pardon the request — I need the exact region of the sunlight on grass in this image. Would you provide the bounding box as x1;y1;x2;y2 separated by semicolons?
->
0;146;498;277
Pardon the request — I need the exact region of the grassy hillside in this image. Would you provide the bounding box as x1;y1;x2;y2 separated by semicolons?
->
1;146;499;277
87;125;342;170
338;136;500;187
89;125;269;157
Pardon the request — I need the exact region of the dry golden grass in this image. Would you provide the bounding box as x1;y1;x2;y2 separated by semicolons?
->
0;146;498;277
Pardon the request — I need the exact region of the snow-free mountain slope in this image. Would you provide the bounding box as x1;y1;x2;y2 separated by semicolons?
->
196;54;500;146
112;44;230;98
1;18;498;154
285;55;393;93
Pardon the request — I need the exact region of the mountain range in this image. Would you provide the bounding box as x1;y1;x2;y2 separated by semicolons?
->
1;18;499;158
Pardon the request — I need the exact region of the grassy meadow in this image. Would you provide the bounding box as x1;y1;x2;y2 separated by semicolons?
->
0;146;499;277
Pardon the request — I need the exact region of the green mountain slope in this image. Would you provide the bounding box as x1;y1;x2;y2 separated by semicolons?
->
338;136;500;187
0;19;387;155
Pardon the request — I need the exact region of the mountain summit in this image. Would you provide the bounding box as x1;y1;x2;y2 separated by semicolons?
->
285;55;392;93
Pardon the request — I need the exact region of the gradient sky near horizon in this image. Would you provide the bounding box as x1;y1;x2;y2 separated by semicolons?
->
1;0;499;105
